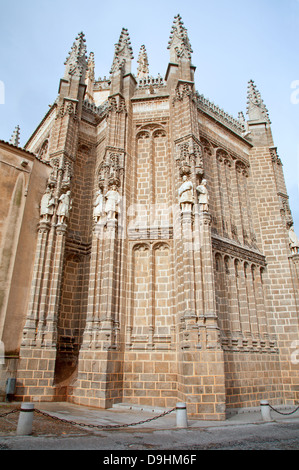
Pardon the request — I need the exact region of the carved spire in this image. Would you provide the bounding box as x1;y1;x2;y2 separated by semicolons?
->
87;52;95;82
110;28;134;75
85;52;95;102
9;125;20;147
168;14;193;63
64;32;88;83
137;45;149;79
247;79;271;124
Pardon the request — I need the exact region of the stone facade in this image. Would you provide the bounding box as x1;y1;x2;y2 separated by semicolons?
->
0;16;298;419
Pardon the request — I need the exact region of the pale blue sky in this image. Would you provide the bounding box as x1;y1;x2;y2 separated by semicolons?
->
1;0;298;230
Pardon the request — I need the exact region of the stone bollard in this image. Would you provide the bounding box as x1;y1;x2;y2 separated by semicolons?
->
176;402;188;428
17;403;35;435
260;400;272;422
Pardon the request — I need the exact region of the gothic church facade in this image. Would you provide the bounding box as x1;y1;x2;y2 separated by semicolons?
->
0;15;298;419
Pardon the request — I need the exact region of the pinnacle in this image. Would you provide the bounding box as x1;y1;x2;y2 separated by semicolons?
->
137;45;149;79
168;14;193;60
64;31;88;81
115;27;134;60
110;27;134;74
247;79;271;124
88;52;95;69
9;125;20;147
86;52;95;83
65;31;87;63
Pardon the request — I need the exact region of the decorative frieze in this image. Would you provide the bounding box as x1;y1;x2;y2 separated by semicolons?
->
212;234;266;266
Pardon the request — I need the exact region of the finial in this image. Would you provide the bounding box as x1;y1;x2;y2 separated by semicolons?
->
85;52;95;103
137;45;149;79
247;79;271;124
87;52;95;81
9;125;20;147
64;31;88;82
110;28;134;75
238;111;245;124
168;14;193;62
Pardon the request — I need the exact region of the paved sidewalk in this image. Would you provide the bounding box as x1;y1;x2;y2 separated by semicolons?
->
1;401;299;451
34;401;299;429
2;400;299;431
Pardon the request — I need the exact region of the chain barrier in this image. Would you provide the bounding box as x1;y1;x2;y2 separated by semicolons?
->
268;404;299;416
33;407;176;430
0;409;19;418
0;406;176;430
1;402;298;429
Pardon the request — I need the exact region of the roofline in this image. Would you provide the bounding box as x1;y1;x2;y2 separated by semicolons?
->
0;140;36;159
24;102;57;149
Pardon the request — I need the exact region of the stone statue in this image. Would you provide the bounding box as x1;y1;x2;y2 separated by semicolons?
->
105;185;121;220
178;175;194;211
40;187;55;222
288;225;299;254
93;189;104;223
196;179;209;212
57;190;72;224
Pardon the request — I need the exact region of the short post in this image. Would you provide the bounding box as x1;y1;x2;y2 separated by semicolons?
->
17;403;35;435
260;400;272;422
176;402;188;428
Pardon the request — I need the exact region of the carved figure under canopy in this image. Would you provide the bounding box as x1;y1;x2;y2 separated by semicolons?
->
57;190;72;224
40;187;55;222
178;175;194;211
105;185;121;220
196;179;209;212
93;189;104;222
289;225;299;254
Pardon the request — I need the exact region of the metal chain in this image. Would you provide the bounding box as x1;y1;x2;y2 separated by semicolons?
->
268;404;299;416
0;409;19;418
34;407;176;430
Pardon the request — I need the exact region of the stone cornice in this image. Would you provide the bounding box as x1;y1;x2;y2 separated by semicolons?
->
212;234;266;266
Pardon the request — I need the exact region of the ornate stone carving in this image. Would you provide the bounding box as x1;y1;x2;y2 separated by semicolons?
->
178;175;194;212
173;81;194;104
137;45;149;79
289;225;299;255
107;95;127;114
216;149;232;168
38;139;49;161
98;149;124;190
196;179;209;212
110;28;133;75
247;79;271;124
236;160;249;177
55;99;78;121
212;235;266;266
64;32;87;82
196;93;246;138
168;14;193;62
93;188;104;223
57;190;72;225
270;147;282;166
175;138;203;177
104;185;121;220
40;186;55;222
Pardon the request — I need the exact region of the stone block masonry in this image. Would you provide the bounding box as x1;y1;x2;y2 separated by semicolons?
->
0;16;298;418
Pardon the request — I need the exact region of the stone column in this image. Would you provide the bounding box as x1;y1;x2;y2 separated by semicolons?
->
21;221;50;347
42;223;67;348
